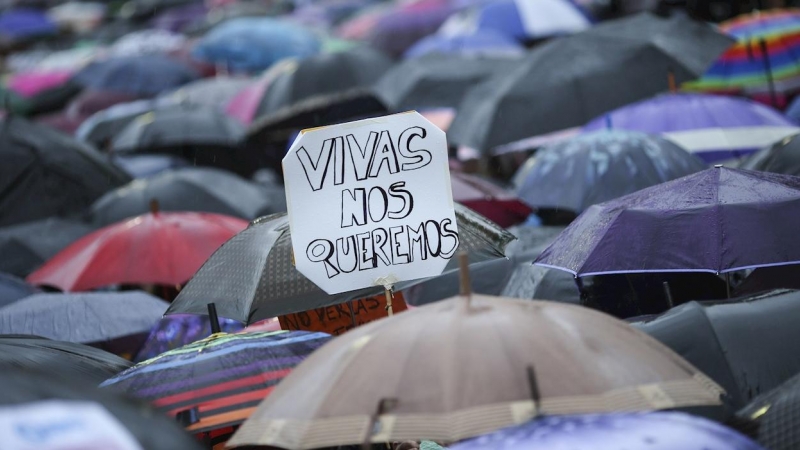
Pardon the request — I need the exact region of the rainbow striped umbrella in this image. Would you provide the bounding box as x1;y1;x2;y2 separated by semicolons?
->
100;330;330;434
685;9;800;95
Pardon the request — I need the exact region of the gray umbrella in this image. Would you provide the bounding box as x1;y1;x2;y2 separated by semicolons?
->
0;291;168;344
90;167;283;225
166;204;515;323
374;54;520;110
159;76;253;109
447;13;733;152
0;218;95;277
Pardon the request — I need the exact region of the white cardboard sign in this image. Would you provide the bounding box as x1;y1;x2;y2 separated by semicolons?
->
283;111;458;295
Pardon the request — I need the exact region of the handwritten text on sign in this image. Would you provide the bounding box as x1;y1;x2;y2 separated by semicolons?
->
279;293;408;336
284;112;458;294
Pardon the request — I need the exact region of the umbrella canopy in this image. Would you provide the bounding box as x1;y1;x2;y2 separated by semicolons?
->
404;30;525;58
583;94;799;163
28;211;247;291
501;262;580;304
0;369;203;450
535;167;800;276
76;98;161;147
633;290;800;410
517;130;706;215
0;272;38;307
375;54;519;110
0;8;57;42
192;17;320;73
0;291;167;344
452;172;531;227
0;335;131;384
134;314;244;362
739;133;800;175
255;47;393;116
229;295;723;449
90;167;281;225
107;29;186;58
159;76;252;110
73;54;200;97
0;116;130;227
166;204;515;323
685;9;800;95
152;2;208;33
0;218;95;278
112;154;189;178
37;89;141;134
110;107;250;175
740;369;800;450
440;0;591;43
446;13;733;152
102;330;331;433
367;0;459;57
451;412;764;450
7;69;72;97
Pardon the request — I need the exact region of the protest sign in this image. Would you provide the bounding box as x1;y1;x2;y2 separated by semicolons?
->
283;111;458;295
279;293;408;336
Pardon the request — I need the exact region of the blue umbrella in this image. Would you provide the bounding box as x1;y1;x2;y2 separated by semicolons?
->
0;9;57;40
0;272;38;308
404;29;524;58
451;412;764;450
192;17;320;73
73;55;200;97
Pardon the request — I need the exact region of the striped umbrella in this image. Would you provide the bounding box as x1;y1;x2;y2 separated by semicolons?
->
684;9;800;96
101;330;331;434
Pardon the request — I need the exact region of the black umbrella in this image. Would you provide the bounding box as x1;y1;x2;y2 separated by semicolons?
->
739;133;800;176
0;335;131;384
738;370;800;450
501;262;581;304
0;218;95;277
256;48;393;116
0;116;130;227
166;204;515;323
73;54;200;97
13;79;83;117
447;13;732;152
0;292;168;351
403;225;565;305
374;54;519;111
515;130;706;215
245;88;389;178
0;369;203;450
110;106;253;176
90;167;283;226
0;272;38;307
632;289;800;410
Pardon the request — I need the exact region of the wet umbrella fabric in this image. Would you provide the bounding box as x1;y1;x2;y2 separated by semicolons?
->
192;17;320;73
0;218;95;278
27;212;247;292
112;154;189;178
0;335;131;384
517;131;706;214
583;94;799;163
501;262;580;304
166;205;515;323
375;54;519;110
229;296;723;449
255;48;392;116
90;168;280;225
535;167;800;276
0;273;37;307
134;314;244;362
632;290;800;410
450;412;764;450
739;369;800;450
404;30;524;58
159;76;253;110
0;8;56;41
447;13;733;152
0;291;168;344
37;89;141;134
451;172;531;227
739;133;800;175
73;55;200;97
0;117;130;227
102;330;331;433
0;369;204;450
76;98;161;147
367;0;457;57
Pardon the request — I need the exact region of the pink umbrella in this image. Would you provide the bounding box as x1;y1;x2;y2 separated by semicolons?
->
225;61;294;124
7;70;72;97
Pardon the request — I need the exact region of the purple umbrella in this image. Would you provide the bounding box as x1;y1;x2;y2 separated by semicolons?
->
151;2;207;33
368;1;457;57
451;412;764;450
404;29;524;58
583;93;798;163
134;314;244;362
535;167;800;277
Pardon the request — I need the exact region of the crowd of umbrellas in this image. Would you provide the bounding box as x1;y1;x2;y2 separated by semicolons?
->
6;0;800;449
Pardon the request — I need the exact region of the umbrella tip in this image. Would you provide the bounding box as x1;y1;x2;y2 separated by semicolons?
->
458;251;472;301
149;198;160;215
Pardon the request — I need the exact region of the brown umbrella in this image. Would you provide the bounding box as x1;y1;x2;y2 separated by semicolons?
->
228;294;724;449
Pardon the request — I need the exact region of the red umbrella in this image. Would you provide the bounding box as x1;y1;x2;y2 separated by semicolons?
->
27;209;247;291
451;172;532;227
